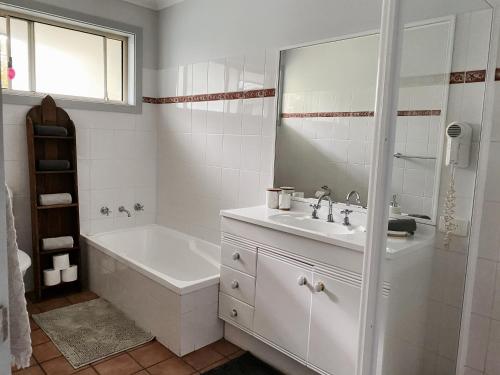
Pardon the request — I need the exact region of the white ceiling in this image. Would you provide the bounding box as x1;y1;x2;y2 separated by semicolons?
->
121;0;184;10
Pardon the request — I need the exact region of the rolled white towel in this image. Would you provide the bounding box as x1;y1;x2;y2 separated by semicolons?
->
39;193;72;206
42;236;74;251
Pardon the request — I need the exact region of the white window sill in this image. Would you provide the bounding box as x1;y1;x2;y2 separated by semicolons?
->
2;89;141;114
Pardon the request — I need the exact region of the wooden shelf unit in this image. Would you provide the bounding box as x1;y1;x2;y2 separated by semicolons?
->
26;95;82;301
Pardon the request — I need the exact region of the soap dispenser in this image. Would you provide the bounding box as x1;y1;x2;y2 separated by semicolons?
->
390;194;401;215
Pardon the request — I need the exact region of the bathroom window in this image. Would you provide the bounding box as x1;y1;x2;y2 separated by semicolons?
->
0;11;128;103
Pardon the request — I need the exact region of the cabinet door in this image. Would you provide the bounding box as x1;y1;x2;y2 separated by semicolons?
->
308;272;361;375
253;252;312;360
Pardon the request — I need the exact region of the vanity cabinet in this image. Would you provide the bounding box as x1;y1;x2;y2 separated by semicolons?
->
218;223;362;375
308;271;361;375
253;251;313;360
219;208;435;375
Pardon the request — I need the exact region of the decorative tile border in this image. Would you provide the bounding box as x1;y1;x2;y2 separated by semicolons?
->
450;69;487;84
143;88;275;104
281;109;441;118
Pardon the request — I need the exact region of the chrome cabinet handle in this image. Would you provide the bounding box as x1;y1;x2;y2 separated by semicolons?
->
314;281;325;293
232;252;240;260
297;275;307;286
231;280;239;289
230;309;238;317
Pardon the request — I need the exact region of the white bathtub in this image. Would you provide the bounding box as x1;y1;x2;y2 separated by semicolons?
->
82;225;223;355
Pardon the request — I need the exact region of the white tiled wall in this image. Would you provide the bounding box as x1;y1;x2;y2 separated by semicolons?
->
156;51;277;244
3;68;158;291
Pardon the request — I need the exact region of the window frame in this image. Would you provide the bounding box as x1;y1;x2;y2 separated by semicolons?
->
0;9;128;103
0;1;142;114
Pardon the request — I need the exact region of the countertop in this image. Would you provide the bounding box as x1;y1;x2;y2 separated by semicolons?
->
221;206;435;257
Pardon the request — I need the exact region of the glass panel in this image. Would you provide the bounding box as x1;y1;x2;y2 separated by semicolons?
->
10;18;30;91
0;17;8;89
106;38;123;101
34;23;105;99
375;2;493;375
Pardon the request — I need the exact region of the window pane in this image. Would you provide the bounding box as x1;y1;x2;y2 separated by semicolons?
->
106;38;123;101
34;23;104;98
10;18;30;91
0;17;8;89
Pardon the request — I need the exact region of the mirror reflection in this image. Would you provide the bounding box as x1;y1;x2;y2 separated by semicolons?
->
275;19;454;222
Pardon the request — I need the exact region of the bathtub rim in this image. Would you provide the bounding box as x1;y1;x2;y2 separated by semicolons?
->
81;224;220;295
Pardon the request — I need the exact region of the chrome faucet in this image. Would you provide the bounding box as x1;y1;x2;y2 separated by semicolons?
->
340;209;353;226
134;203;144;211
118;206;131;217
346;190;361;206
311;195;335;223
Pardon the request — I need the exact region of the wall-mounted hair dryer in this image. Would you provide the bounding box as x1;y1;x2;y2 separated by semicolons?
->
445;121;472;168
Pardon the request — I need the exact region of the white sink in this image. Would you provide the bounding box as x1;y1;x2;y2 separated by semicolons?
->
268;212;366;236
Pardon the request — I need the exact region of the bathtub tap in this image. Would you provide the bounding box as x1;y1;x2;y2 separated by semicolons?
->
118;206;132;217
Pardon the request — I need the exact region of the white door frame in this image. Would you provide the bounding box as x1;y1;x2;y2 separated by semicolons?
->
356;0;403;374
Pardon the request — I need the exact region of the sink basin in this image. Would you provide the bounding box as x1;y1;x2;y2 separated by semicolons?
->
269;212;366;236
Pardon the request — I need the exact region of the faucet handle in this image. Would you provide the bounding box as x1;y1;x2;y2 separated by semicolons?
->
341;209;353;215
100;206;111;216
310;203;321;219
134;203;145;211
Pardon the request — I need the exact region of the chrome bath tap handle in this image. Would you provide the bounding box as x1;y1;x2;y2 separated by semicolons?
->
134;203;144;211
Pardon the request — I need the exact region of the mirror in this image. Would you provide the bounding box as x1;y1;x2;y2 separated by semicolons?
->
274;18;454;223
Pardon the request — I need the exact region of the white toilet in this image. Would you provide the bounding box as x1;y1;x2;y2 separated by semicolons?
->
18;249;31;276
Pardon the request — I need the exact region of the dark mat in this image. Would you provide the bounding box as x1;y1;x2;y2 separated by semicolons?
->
203;352;283;375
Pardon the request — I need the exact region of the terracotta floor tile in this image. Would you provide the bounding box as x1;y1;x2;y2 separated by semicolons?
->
198;357;230;373
40;356;81;375
29;317;39;331
33;297;72;313
182;347;224;371
148;357;195;375
91;352;123;366
94;353;142;375
227;350;245;360
33;341;62;363
133;371;150;375
67;291;99;304
31;329;50;346
75;368;99;374
129;341;174;368
12;365;45;375
208;339;240;357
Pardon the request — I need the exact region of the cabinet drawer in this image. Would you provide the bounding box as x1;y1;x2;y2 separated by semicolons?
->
220;265;256;306
221;242;256;276
219;292;254;331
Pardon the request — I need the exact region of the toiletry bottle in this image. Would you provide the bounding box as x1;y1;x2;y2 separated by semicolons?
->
279;187;294;210
390;194;401;215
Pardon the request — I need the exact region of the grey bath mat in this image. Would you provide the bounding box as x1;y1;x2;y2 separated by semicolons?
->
32;298;154;368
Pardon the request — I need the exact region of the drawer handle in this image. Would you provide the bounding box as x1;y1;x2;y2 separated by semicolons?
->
230;309;238;318
314;281;325;293
231;280;239;289
297;275;307;286
232;252;240;260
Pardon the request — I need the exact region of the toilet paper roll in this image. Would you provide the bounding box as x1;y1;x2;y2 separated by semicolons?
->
53;253;70;270
61;265;78;283
43;269;61;286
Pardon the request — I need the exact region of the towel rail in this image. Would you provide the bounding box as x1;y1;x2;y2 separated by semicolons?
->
393;152;436;160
